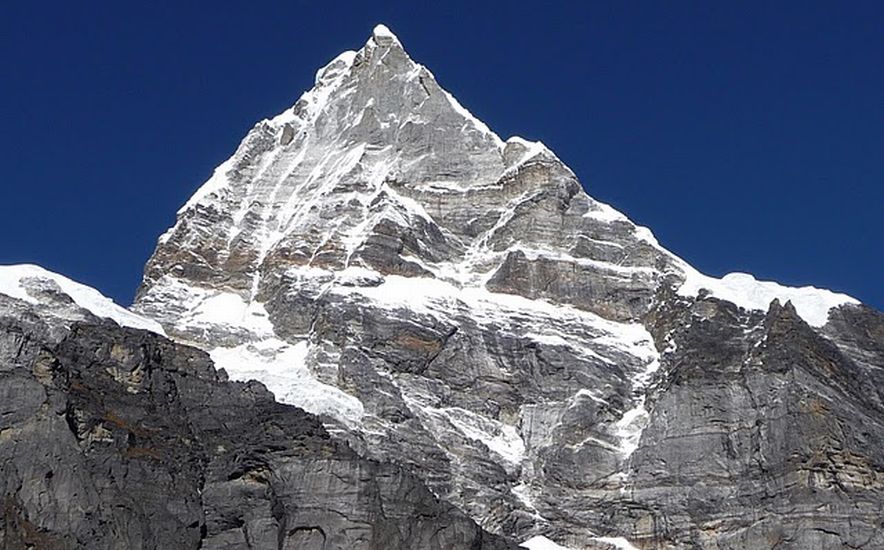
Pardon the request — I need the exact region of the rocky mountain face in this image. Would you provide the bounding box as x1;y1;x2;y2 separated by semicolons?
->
2;24;882;550
0;266;515;550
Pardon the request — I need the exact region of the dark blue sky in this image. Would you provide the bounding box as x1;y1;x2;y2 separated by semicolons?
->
2;2;881;309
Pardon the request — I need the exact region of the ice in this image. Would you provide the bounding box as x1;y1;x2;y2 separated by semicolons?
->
372;23;397;40
444;407;526;465
400;388;526;468
581;202;857;328
678;267;858;327
511;482;540;515
613;400;651;457
612;352;661;458
520;534;638;550
141;277;275;340
333;273;657;359
572;388;610;405
515;246;659;277
139;277;364;426
313;50;358;87
591;536;640;550
520;535;571;550
178;157;236;214
192;293;267;329
583;200;629;223
210;338;365;426
0;264;165;335
438;87;505;149
626;218;857;328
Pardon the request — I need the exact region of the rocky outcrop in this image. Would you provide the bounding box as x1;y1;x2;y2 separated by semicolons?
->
608;295;884;549
0;292;515;550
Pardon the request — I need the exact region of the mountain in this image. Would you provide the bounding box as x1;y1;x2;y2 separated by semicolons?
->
0;264;514;549
3;24;884;550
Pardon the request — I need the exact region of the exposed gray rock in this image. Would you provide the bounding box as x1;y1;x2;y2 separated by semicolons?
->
0;298;516;550
607;295;884;549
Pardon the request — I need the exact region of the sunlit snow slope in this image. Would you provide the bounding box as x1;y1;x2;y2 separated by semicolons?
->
0;264;164;334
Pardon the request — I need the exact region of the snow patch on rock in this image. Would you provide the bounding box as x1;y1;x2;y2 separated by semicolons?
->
630;222;857;327
210;338;365;426
0;264;165;334
591;536;640;550
520;535;572;550
679;268;857;327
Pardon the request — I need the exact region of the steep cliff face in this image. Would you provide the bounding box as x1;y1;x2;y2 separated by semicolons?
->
127;25;881;549
623;294;884;548
0;272;515;550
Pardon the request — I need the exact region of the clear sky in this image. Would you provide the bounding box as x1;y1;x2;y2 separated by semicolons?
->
2;1;881;310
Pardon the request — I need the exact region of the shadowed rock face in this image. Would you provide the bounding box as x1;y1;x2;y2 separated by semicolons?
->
0;298;516;550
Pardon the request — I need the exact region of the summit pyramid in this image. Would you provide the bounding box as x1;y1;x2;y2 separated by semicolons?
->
121;25;883;549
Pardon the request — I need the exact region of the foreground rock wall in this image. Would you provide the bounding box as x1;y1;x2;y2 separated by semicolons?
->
0;296;514;550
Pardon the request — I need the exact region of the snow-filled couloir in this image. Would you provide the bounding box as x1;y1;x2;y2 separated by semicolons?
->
132;25;864;549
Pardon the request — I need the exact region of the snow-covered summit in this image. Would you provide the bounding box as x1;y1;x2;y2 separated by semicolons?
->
135;24;860;462
371;23;401;44
151;25;854;329
131;25;867;549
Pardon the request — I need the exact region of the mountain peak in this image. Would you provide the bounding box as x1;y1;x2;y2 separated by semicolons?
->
144;25;855;331
128;26;874;550
371;23;400;45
